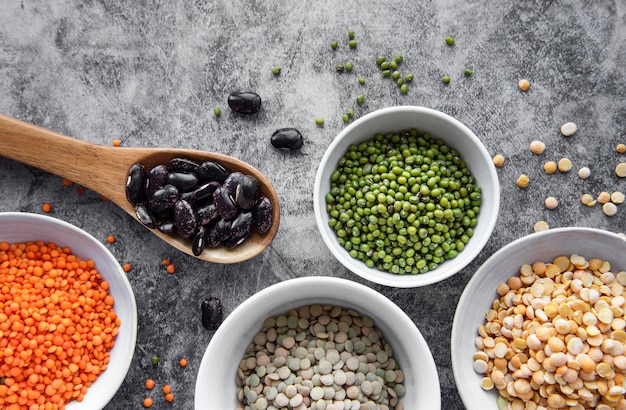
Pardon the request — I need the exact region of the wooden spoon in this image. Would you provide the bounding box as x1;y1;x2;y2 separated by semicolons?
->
0;113;280;264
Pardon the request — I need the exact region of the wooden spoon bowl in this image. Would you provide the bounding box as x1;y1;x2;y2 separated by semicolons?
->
0;114;280;264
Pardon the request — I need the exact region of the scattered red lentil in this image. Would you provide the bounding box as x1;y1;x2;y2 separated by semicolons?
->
165;393;174;402
106;235;116;244
166;264;176;274
61;178;73;186
41;202;53;213
179;358;188;367
112;139;121;147
145;379;155;390
161;259;170;266
162;384;171;395
143;397;153;407
76;186;85;195
123;263;131;272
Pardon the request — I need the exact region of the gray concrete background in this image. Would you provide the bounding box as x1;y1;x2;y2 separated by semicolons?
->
0;0;624;408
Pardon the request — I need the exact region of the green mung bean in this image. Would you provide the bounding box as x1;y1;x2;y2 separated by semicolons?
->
325;129;481;275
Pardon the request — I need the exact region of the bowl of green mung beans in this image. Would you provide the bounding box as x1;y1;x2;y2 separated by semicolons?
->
313;106;500;287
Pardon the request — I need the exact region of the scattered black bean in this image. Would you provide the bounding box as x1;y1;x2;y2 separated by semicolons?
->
271;128;303;150
228;91;262;114
201;297;223;331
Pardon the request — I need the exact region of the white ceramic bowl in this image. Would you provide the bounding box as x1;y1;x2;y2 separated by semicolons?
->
0;212;137;410
194;276;441;409
313;106;500;287
451;227;626;410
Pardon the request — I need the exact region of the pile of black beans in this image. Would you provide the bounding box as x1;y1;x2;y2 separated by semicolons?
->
125;157;273;255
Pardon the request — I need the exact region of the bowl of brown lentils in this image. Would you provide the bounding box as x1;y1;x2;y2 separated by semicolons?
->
313;106;500;287
194;276;441;409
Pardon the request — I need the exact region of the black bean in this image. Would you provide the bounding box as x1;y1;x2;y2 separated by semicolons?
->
201;297;223;330
148;184;179;214
230;211;253;239
147;164;169;194
173;199;197;240
191;225;207;256
170;157;200;174
198;161;229;184
235;175;259;210
271;128;303;150
253;196;274;233
135;203;157;229
196;203;219;226
191;181;221;204
213;186;238;220
223;172;245;197
227;91;262;114
166;171;198;192
126;163;147;205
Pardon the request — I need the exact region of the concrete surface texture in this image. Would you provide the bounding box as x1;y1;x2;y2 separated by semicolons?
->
0;0;624;409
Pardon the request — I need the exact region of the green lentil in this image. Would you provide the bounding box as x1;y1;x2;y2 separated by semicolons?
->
325;129;481;275
271;66;281;75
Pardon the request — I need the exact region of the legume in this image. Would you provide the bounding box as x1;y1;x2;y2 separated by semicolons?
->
611;191;625;204
557;158;573;173
325;129;481;275
616;163;626;178
581;193;597;207
518;79;530;91
492;154;505;167
271;66;281;76
560;122;577;137
445;36;455;45
464;68;473;76
529;141;546;155
544;196;558;209
442;76;451;84
578;167;591;179
598;192;611;204
533;221;549;232
616;144;626;154
236;304;405;410
516;174;530;189
475;254;626;409
603;202;618;217
543;161;557;175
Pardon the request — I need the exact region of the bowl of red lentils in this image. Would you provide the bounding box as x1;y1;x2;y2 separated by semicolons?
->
194;276;441;409
451;227;626;410
0;212;137;410
314;106;500;287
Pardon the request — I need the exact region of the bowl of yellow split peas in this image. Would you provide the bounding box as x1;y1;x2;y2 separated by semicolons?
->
313;106;500;287
451;227;626;410
0;212;137;410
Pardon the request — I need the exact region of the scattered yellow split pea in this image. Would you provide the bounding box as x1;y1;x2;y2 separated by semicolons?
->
616;143;626;154
545;196;558;209
529;140;546;155
560;122;577;137
611;191;625;204
516;174;530;188
580;193;596;207
603;202;618;217
557;158;572;173
518;79;530;91
597;191;611;204
533;220;549;232
492;154;505;167
616;163;626;177
543;161;557;174
577;167;591;179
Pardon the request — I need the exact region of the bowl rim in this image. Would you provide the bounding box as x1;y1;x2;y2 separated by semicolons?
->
0;211;138;410
450;226;626;409
194;276;442;409
313;105;500;288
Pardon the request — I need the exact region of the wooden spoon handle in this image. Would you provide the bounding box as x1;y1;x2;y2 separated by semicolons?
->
0;114;136;206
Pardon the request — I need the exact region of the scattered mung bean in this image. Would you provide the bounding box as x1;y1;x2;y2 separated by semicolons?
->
464;68;473;76
445;36;455;45
442;76;451;84
236;304;405;410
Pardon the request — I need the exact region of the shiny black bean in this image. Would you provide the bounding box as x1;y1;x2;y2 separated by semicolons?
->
201;297;223;331
198;161;229;184
126;163;148;205
170;157;200;174
173;199;197;240
147;165;169;194
191;225;206;256
253;196;274;233
235;175;259;210
271;128;303;150
135;203;157;229
231;211;253;238
157;220;176;234
148;184;179;213
227;91;262;114
195;203;219;226
166;171;198;192
191;181;221;204
213;186;238;220
223;172;245;197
